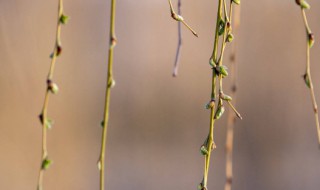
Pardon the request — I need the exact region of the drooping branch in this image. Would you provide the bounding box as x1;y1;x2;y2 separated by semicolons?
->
98;1;117;190
37;0;68;190
168;0;198;77
199;0;241;190
295;0;320;146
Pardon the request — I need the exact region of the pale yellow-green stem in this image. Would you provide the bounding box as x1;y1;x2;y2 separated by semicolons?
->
37;0;66;190
201;1;241;189
298;4;320;146
98;1;117;190
168;0;198;37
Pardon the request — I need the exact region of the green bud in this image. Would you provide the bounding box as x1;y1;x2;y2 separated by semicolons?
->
48;82;59;94
108;79;116;88
232;0;240;5
209;58;216;67
300;0;310;9
205;101;215;109
200;145;209;155
218;19;225;36
303;74;311;88
45;118;54;129
60;14;69;24
214;105;225;119
226;33;234;43
41;158;52;170
220;93;233;101
217;65;229;77
173;13;184;22
308;33;314;48
97;160;102;171
100;120;105;128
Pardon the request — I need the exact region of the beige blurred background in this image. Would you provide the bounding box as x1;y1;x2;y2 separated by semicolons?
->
1;0;320;190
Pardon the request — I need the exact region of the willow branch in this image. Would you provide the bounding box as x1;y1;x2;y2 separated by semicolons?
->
168;0;198;37
37;0;67;190
98;1;117;190
199;1;241;190
296;0;320;146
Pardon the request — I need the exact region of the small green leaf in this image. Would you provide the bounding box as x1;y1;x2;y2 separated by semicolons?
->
200;145;209;155
303;74;311;88
45;119;54;129
300;0;310;9
226;33;234;43
220;93;233;101
218;19;225;36
209;58;216;67
100;120;105;128
217;65;229;77
232;0;240;5
41;158;52;170
60;14;69;24
214;105;225;119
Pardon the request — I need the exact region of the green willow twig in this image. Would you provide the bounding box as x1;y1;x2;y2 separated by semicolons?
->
168;0;198;37
98;1;117;190
224;4;240;190
199;0;241;190
37;0;68;190
295;0;320;146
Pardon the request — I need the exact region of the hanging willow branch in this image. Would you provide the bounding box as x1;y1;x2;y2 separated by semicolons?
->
224;4;240;190
295;0;320;146
199;0;241;190
97;1;117;190
168;0;198;77
37;0;68;190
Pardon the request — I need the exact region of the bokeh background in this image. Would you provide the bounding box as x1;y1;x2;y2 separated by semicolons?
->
1;0;320;190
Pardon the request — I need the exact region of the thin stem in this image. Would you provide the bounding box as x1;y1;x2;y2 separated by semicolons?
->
224;4;240;190
201;1;241;189
202;0;223;189
299;7;320;146
168;0;198;37
99;1;116;190
173;0;182;77
37;0;64;190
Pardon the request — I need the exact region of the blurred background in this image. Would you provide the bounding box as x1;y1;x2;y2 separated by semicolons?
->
1;0;320;190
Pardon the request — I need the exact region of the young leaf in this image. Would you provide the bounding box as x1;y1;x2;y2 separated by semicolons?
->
60;14;69;24
41;158;52;170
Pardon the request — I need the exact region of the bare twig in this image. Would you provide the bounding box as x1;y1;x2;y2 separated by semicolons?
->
37;0;68;190
295;0;320;146
168;0;198;37
98;1;117;190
